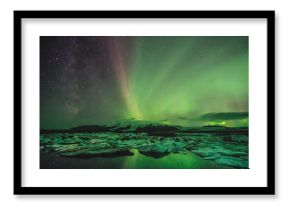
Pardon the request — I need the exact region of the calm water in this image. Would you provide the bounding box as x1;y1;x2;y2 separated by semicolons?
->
41;149;231;169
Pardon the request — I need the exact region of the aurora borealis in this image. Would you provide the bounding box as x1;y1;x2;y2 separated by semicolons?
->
40;36;248;129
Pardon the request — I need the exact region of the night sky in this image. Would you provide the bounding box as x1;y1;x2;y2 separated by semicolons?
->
40;36;248;129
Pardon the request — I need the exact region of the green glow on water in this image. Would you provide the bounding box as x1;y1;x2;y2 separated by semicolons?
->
121;149;230;169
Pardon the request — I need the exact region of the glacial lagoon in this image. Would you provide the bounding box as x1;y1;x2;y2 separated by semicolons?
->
40;124;248;169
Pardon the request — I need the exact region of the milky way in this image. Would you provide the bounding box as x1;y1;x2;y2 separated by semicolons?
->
40;36;248;129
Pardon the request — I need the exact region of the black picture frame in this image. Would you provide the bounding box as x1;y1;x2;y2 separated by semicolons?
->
14;10;275;195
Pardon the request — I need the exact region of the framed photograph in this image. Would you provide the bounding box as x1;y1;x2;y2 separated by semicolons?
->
14;10;275;195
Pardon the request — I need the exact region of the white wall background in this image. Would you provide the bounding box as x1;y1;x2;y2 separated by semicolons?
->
0;0;287;204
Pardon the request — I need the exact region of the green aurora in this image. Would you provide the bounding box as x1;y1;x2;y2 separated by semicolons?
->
40;36;248;129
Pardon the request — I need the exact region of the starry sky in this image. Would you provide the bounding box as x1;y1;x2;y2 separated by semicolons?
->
40;36;248;129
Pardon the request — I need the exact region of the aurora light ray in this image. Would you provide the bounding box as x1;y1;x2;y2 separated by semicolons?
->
106;37;141;119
